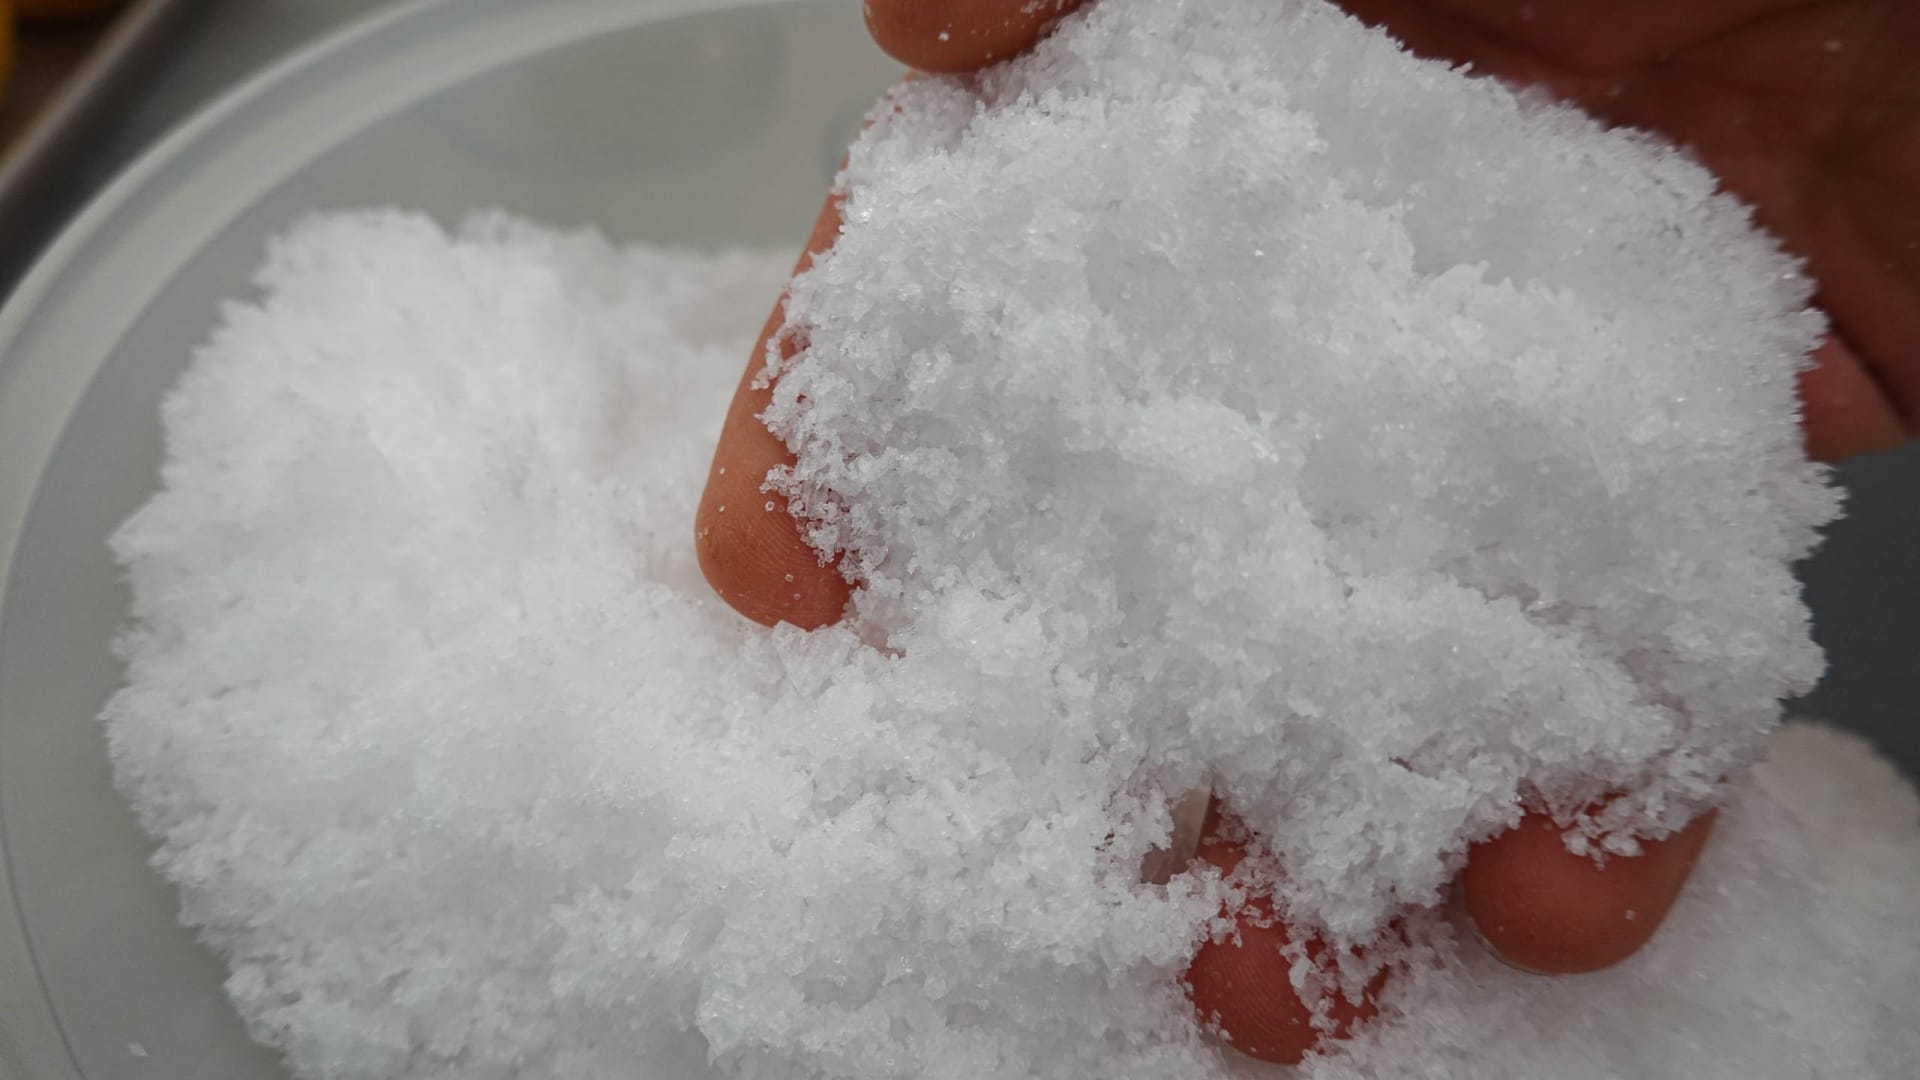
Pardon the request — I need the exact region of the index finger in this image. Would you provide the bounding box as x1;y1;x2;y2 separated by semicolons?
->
695;192;853;630
694;3;1087;627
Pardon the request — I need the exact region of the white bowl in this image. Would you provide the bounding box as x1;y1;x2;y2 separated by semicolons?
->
0;2;892;1075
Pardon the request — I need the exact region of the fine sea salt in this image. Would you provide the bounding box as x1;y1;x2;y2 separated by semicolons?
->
106;1;1919;1077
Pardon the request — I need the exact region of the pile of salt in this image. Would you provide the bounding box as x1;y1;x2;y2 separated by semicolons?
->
103;1;1920;1077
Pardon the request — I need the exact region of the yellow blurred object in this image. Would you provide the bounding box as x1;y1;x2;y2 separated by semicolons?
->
17;0;123;20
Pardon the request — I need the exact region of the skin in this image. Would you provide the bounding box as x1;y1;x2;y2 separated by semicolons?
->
695;0;1920;1064
1185;800;1389;1062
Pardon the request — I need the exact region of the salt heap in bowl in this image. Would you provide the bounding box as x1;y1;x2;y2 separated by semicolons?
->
104;1;1920;1078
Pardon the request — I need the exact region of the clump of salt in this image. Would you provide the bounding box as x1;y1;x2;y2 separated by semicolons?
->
768;0;1837;942
102;0;1920;1077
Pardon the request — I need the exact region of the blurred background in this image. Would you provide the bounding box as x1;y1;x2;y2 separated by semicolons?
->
1;0;395;295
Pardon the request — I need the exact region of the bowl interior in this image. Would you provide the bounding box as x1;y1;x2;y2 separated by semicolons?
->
0;2;894;1076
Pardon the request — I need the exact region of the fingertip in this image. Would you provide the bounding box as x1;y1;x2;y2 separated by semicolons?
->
693;308;852;632
1186;899;1320;1066
1186;907;1384;1066
1463;808;1717;976
694;325;851;631
693;189;854;631
1798;336;1908;462
695;472;851;631
864;0;1084;73
1183;803;1382;1065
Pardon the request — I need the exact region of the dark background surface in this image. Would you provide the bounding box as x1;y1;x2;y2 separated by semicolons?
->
1;0;396;302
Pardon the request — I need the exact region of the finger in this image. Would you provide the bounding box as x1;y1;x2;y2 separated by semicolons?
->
1463;808;1717;975
864;0;1086;74
1797;335;1909;463
1183;800;1382;1065
694;191;855;629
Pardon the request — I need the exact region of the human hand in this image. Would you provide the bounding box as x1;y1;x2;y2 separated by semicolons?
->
694;0;1919;1064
